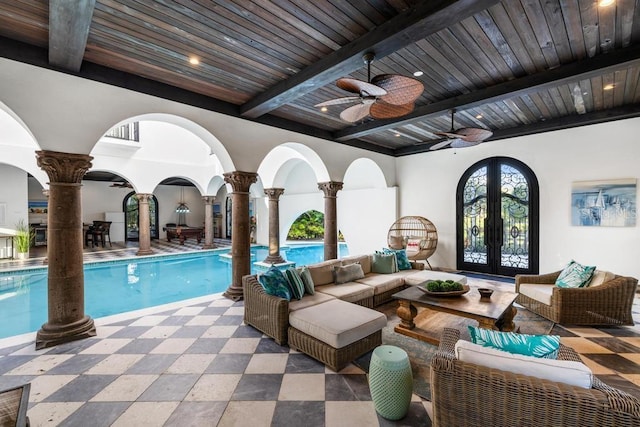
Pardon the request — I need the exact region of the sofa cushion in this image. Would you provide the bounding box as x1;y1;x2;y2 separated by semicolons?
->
289;299;387;348
341;255;371;275
519;283;553;305
355;273;405;295
468;326;560;358
258;266;291;301
288;292;335;312
307;259;342;286
299;266;315;295
284;267;306;300
315;282;375;304
455;340;593;389
404;270;468;286
555;260;596;288
372;252;398;274
587;270;615;287
333;263;365;284
383;248;412;270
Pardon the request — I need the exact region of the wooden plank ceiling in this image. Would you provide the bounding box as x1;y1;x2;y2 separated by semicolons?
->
0;0;639;156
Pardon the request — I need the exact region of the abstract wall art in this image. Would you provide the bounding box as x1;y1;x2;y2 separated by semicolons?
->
571;178;637;227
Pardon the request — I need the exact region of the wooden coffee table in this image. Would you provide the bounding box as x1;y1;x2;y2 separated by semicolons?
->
391;286;519;345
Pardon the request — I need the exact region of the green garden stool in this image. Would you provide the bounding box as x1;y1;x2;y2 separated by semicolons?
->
368;345;413;420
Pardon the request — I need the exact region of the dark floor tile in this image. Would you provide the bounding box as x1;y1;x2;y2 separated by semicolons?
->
47;354;108;374
378;401;432;427
164;401;227;427
106;326;153;339
116;338;164;354
137;374;199;401
598;375;640;399
198;307;228;316
45;338;101;354
125;354;180;374
60;402;130;427
0;375;36;390
550;325;579;337
205;354;251;373
0;356;36;374
170;326;209;338
583;353;640;374
597;327;640;337
160;316;194;326
588;337;640;353
255;338;290;354
185;338;227;354
214;315;244;326
44;374;118;402
0;343;33;356
285;354;326;373
271;401;325;427
233;325;265;338
325;373;371;401
231;374;283;400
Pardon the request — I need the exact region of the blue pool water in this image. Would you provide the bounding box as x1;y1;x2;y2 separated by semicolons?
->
0;243;348;339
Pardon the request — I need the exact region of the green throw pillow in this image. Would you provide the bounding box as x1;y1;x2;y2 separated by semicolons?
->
372;252;398;274
383;248;412;270
285;267;305;300
257;266;291;301
299;266;315;295
555;260;596;288
468;326;561;359
333;263;365;284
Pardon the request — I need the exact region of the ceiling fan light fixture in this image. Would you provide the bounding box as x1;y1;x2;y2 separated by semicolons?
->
188;57;199;65
599;0;615;7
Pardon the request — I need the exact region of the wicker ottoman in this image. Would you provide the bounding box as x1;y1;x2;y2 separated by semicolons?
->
368;345;413;420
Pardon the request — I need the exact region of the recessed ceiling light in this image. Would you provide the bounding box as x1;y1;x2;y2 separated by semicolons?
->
320;106;328;112
604;84;615;90
475;114;483;119
189;57;200;65
599;0;615;6
395;133;401;137
413;71;424;77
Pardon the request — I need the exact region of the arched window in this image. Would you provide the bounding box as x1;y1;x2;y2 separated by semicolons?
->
456;157;539;276
123;192;159;241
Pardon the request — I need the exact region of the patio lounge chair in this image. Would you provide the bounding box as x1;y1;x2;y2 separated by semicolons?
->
0;383;31;427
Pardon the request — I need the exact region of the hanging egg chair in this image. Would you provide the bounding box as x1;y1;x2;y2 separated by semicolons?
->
387;216;438;269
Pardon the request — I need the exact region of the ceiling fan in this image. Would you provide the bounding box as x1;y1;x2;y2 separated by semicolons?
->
109;181;132;188
315;53;424;123
429;109;493;150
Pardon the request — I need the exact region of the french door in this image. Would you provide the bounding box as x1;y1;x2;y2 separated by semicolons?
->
456;157;539;276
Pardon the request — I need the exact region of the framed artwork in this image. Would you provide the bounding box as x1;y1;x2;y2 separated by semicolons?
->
571;178;637;227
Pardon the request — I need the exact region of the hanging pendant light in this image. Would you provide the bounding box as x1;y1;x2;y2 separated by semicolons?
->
175;187;190;213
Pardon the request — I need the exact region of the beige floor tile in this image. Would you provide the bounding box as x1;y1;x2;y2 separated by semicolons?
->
278;374;325;401
578;356;615;375
218;401;276;427
95;326;124;339
185;315;219;326
30;375;77;402
85;354;145;375
27;402;84;426
167;354;216;374
561;327;612;338
90;375;158;401
9;345;52;356
325;401;378;427
331;363;364;375
150;338;196;354
209;299;234;307
219;338;260;354
619;374;640;387
111;401;178;427
201;326;238;338
139;326;181;339
79;339;132;354
560;337;613;353
6;354;74;375
620;353;640;364
223;306;244;316
245;354;289;374
129;315;169;326
424;400;433;421
185;374;242;401
173;306;205;316
619;337;640;349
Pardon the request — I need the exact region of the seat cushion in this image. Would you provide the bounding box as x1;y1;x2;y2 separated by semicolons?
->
289;299;387;348
404;270;468;286
315;282;375;304
289;292;335;312
355;273;404;295
519;283;554;305
307;259;342;286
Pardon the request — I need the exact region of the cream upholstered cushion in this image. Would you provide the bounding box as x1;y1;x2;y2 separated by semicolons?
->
341;255;371;275
588;270;616;287
404;270;468;286
455;340;593;389
355;274;405;295
289;299;386;349
307;259;342;286
288;292;335;312
519;283;554;305
315;283;374;304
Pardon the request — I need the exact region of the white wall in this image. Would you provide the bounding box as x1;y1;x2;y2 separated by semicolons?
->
0;165;28;234
397;117;640;279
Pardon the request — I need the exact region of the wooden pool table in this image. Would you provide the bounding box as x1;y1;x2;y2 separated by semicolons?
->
164;226;203;245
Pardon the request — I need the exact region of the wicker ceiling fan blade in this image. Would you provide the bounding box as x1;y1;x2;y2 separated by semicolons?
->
369;101;414;120
314;96;361;107
450;139;482;148
371;74;424;105
340;103;372;122
429;139;455;151
451;127;493;142
336;78;387;96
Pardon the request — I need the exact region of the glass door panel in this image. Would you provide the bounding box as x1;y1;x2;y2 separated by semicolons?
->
461;166;488;266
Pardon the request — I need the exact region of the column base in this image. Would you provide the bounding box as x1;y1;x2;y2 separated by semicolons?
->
223;283;244;301
263;254;286;264
35;315;96;350
136;248;154;256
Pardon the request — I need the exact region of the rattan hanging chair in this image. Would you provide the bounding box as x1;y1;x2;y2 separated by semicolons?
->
387;216;438;269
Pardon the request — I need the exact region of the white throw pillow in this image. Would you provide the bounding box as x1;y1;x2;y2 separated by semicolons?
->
455;340;593;389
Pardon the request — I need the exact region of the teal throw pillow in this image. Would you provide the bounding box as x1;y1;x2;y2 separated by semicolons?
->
372;252;398;274
383;248;412;270
468;326;561;359
285;267;305;300
299;266;315;295
333;263;365;284
257;266;291;301
555;260;596;288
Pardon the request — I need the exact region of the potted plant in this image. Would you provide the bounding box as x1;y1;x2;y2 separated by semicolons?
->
14;220;32;260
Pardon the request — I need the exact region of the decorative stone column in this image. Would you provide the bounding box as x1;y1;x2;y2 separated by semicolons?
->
223;171;257;300
263;188;286;264
35;150;96;349
318;181;343;261
202;196;216;249
136;193;153;256
42;189;50;265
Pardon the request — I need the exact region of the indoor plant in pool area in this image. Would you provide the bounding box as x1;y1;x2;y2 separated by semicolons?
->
14;220;32;260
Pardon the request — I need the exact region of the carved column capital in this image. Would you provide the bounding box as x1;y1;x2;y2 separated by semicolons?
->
42;189;50;198
135;193;153;203
36;151;93;184
224;171;258;193
202;196;216;204
264;188;285;201
318;181;343;198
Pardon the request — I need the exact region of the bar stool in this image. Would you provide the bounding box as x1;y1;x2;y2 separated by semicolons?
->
84;226;95;247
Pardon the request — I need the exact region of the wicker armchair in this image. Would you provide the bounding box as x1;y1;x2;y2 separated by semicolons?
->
515;271;638;325
430;328;640;427
0;383;31;426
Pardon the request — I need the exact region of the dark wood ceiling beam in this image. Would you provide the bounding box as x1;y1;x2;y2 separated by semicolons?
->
49;0;96;71
336;44;640;141
394;104;640;156
239;0;501;119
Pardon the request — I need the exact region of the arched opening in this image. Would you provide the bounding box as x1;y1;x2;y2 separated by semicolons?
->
456;157;539;276
123;192;159;241
286;210;344;242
